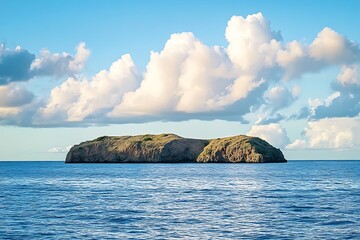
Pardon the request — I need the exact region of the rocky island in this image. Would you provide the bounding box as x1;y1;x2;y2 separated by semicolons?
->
66;134;286;163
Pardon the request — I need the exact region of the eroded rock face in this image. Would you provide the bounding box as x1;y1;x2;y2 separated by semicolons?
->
65;134;286;163
196;135;286;163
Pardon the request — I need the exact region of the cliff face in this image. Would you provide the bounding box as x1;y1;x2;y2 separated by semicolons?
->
66;134;286;163
66;134;209;163
196;135;286;163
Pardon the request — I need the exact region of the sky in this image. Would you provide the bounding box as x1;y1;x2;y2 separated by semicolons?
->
1;0;360;160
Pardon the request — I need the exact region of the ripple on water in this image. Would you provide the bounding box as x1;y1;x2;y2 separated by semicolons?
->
0;161;359;239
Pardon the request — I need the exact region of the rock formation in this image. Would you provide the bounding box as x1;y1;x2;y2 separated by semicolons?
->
66;133;286;163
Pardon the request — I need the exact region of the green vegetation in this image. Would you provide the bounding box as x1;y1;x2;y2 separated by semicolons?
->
67;133;286;163
94;136;108;141
196;135;273;163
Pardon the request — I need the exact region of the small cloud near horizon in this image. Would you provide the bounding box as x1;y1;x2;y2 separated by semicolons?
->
47;145;73;153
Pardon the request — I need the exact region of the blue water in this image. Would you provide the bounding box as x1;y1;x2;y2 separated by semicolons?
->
0;161;359;239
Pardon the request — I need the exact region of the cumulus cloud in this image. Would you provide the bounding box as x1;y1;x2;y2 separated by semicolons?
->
286;139;307;149
110;32;237;117
41;13;282;124
225;12;282;71
0;84;35;125
0;84;34;107
309;28;360;64
290;106;310;120
47;145;73;153
308;64;360;120
30;42;90;77
0;107;22;120
287;117;360;149
0;42;89;86
277;27;360;80
312;91;360;119
36;54;139;123
337;64;360;86
2;12;360;126
264;85;299;114
41;15;278;125
256;113;286;125
247;123;290;148
0;45;35;85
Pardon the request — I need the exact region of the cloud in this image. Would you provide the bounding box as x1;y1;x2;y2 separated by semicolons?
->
225;12;282;71
256;113;286;125
258;85;300;123
312;90;360;119
287;117;360;149
0;43;90;86
309;27;360;64
337;64;360;86
309;64;360;120
0;84;35;125
0;107;22;121
290;106;311;120
47;145;73;153
2;12;360;126
277;27;360;80
247;123;290;148
264;86;299;114
36;54;139;123
40;13;281;125
0;98;43;126
110;32;238;117
0;45;35;85
30;42;90;77
286;139;307;149
0;84;34;107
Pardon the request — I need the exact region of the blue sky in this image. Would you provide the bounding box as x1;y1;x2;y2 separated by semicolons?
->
1;0;360;160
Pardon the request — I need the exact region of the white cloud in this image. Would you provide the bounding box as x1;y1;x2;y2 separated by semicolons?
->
256;113;285;125
287;117;360;150
286;139;307;149
309;63;360;119
36;77;85;122
48;145;73;153
277;27;360;80
309;91;341;115
292;85;301;97
309;27;360;64
79;13;284;121
225;12;282;71
69;42;91;72
2;13;360;126
0;84;34;107
276;40;318;80
264;86;298;114
337;64;360;86
37;54;139;123
0;107;22;119
110;32;238;117
0;42;90;86
0;84;35;124
247;123;290;148
30;42;90;77
42;19;278;124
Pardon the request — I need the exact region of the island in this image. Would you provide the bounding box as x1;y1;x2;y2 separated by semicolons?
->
65;134;286;163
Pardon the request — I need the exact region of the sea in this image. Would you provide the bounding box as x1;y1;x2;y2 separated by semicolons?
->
0;160;359;239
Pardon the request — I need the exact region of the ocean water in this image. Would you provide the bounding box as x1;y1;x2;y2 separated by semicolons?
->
0;161;359;239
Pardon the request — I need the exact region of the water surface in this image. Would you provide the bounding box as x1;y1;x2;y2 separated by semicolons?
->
1;161;359;239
